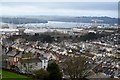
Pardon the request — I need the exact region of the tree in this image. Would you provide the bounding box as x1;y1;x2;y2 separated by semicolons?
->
61;56;90;80
41;34;54;43
47;62;62;80
33;69;49;80
80;32;103;41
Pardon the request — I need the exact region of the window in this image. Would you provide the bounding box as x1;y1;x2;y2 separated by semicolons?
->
35;63;38;66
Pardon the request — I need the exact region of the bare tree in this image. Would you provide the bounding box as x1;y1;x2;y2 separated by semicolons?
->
61;56;90;80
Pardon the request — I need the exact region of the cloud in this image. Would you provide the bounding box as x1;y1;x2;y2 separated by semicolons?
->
2;2;118;10
1;0;119;2
0;2;118;18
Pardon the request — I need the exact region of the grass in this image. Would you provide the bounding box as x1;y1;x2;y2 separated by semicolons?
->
0;70;33;80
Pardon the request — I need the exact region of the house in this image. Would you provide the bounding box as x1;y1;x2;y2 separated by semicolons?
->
20;57;48;73
2;45;49;73
43;52;58;61
87;72;110;79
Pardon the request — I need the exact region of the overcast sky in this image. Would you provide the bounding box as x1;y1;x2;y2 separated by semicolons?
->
0;2;118;18
1;0;119;2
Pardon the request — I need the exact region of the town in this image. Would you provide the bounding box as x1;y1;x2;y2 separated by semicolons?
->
0;22;120;80
0;1;119;80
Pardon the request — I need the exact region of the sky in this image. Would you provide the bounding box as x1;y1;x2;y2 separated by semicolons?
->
1;0;120;2
0;2;118;18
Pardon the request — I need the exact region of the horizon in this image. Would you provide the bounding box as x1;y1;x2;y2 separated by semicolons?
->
0;15;118;19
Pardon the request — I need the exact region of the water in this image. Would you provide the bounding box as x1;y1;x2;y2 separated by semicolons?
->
3;21;109;28
19;21;92;28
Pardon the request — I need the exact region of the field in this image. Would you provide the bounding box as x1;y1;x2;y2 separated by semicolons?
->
0;70;32;80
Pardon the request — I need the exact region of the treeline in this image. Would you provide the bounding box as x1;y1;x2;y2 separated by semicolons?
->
79;32;105;41
51;16;117;25
1;17;48;24
7;32;110;43
8;33;54;43
29;16;118;25
1;16;118;25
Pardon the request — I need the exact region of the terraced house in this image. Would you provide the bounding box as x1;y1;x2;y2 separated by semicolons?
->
1;42;58;73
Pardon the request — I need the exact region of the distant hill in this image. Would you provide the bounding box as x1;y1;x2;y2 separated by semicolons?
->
0;17;48;24
26;16;118;25
0;16;118;25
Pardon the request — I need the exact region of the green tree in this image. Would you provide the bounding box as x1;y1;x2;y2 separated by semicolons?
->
33;69;49;80
41;34;54;43
47;62;62;80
